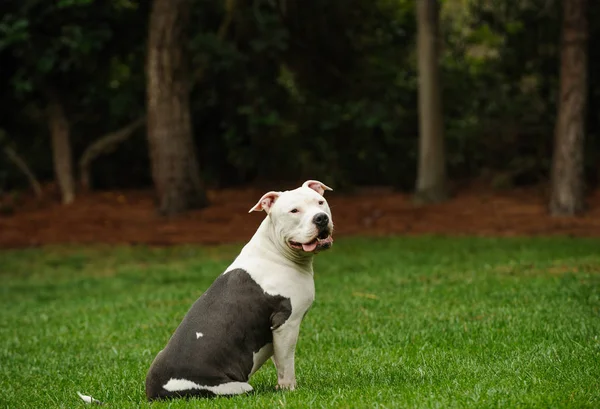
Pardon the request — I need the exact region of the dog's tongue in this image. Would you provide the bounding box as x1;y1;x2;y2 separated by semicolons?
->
302;241;318;252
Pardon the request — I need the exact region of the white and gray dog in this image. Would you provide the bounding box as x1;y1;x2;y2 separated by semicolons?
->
145;180;334;400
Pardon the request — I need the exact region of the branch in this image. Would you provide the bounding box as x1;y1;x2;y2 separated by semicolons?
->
217;0;236;40
2;143;43;198
78;116;146;190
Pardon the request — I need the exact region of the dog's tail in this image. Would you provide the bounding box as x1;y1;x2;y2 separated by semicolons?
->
77;392;105;405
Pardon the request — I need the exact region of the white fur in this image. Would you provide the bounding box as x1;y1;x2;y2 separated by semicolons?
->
269;186;333;248
225;182;334;389
162;378;253;395
251;343;274;376
227;185;333;314
226;217;317;321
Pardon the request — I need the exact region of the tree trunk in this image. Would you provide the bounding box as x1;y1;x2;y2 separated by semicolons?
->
415;0;447;204
549;0;588;216
147;0;208;216
79;116;146;190
46;92;75;204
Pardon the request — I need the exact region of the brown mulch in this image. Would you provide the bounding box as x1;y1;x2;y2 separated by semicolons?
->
1;184;600;249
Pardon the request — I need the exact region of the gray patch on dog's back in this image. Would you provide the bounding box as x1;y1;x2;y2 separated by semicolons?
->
146;268;292;400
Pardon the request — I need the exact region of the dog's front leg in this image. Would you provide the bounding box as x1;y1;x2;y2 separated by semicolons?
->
272;320;301;391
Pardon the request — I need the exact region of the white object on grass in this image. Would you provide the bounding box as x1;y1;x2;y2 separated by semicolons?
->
77;392;103;405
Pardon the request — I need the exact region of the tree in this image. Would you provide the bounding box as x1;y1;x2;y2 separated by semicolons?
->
79;116;146;190
0;0;145;203
146;0;208;216
549;0;588;216
45;88;75;204
415;0;447;203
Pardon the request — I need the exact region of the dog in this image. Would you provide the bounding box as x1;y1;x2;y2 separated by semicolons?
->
145;180;334;400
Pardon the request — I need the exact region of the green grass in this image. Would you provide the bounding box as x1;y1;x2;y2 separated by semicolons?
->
1;237;600;408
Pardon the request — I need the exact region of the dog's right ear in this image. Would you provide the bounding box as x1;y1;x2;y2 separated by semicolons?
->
302;180;333;196
249;191;281;214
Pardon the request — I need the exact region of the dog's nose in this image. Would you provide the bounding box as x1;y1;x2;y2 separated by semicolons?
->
313;213;329;228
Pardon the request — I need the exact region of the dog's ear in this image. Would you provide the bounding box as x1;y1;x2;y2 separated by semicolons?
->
249;191;281;214
302;180;333;196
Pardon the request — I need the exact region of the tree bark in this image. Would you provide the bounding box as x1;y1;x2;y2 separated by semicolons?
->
147;0;208;216
46;92;75;204
415;0;447;204
79;116;146;190
549;0;588;216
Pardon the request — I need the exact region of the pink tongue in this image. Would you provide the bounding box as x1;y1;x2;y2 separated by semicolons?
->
302;241;318;252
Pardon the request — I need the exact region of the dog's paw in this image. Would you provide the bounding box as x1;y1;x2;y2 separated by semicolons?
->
276;380;296;391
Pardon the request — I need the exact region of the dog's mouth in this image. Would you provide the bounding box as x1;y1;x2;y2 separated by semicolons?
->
289;231;333;253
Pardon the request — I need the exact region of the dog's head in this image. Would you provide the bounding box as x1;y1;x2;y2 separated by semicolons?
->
249;180;334;255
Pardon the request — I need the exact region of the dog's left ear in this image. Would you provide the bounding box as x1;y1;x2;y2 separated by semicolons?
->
249;191;281;214
302;180;333;196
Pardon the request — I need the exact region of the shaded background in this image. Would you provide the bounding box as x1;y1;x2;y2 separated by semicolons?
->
0;0;598;246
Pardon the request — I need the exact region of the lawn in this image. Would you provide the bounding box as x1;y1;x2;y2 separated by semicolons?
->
1;236;599;408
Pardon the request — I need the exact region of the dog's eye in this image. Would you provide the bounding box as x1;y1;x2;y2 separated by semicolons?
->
318;200;324;205
290;208;299;213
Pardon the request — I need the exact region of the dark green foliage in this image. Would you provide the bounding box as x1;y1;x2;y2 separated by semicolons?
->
0;0;147;191
443;1;600;187
1;0;599;191
190;0;419;188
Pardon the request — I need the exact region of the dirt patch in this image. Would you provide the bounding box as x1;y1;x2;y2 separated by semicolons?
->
492;262;599;277
1;184;600;248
